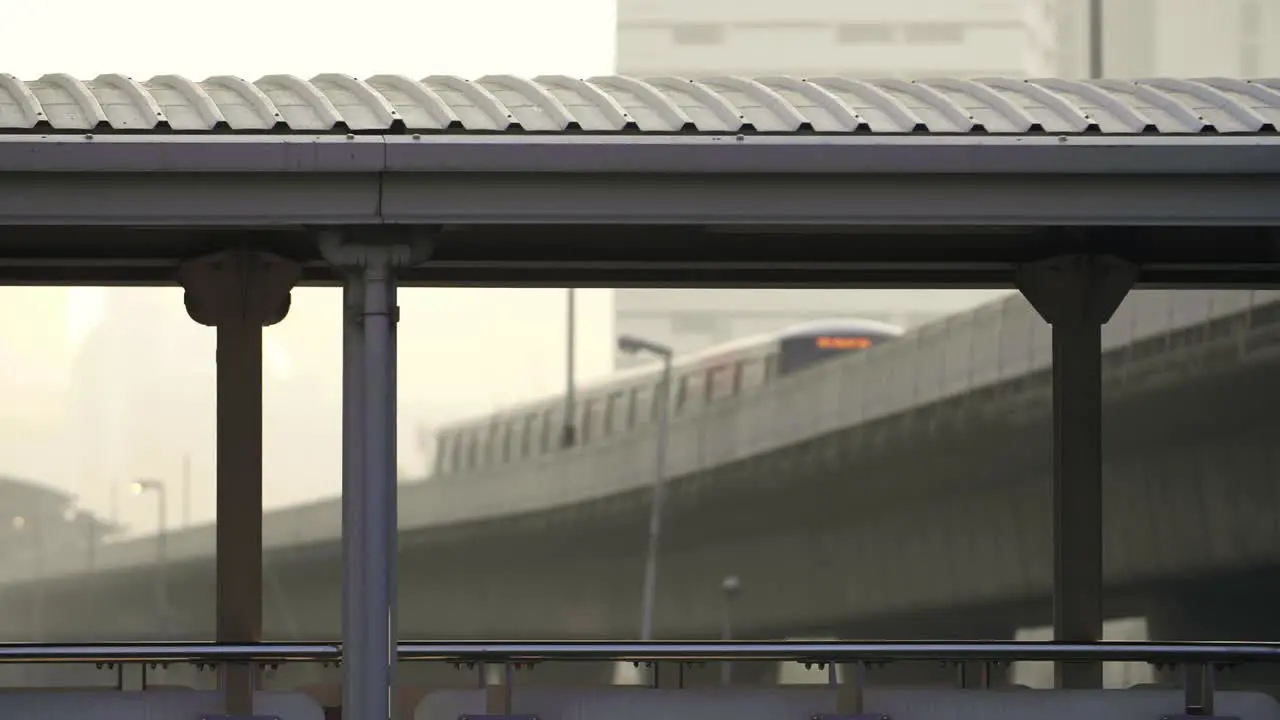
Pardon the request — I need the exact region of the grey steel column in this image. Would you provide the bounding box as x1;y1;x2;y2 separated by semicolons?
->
179;250;299;714
360;253;397;720
385;272;400;705
1016;254;1134;690
341;271;367;715
323;233;427;720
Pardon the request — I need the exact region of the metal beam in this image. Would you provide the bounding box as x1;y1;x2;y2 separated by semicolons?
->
2;134;1280;175
9;260;1280;289
1;170;1279;228
1;226;1280;288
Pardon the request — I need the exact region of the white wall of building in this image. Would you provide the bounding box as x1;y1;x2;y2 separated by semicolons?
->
617;0;1058;77
619;0;1280;80
1055;0;1280;78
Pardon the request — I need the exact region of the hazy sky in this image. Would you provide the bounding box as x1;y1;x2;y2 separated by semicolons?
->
0;7;1012;535
0;285;616;533
2;0;616;81
0;0;621;534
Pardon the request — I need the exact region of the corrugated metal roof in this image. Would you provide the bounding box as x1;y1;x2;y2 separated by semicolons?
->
0;74;1278;134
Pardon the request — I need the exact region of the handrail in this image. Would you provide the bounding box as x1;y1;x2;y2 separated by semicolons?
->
398;640;1280;663
0;642;339;663
0;640;1275;664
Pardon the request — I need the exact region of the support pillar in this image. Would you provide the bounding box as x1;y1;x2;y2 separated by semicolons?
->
321;232;429;720
179;250;300;715
1015;254;1135;690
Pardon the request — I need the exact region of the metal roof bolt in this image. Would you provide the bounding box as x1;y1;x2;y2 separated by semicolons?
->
347;133;356;140
413;133;422;140
84;134;93;140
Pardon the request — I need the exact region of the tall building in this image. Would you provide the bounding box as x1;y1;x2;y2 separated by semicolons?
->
616;0;1061;79
66;288;215;531
66;288;350;528
612;0;1280;368
617;0;1280;80
1053;0;1280;78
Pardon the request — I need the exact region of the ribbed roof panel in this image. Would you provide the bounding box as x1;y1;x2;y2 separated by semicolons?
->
1;74;1277;134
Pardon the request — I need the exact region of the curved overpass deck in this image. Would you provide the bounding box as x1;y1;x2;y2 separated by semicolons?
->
5;290;1280;637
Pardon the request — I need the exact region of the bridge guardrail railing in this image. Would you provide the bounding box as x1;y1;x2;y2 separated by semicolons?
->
0;640;1271;716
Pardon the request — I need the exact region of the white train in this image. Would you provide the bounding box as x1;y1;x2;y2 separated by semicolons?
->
433;318;905;476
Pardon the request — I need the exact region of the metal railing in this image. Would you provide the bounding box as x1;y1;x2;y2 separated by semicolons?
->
0;639;1275;664
0;640;1268;716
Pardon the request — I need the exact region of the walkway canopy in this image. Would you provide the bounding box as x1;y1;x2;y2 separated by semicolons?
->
0;74;1278;287
2;73;1280;719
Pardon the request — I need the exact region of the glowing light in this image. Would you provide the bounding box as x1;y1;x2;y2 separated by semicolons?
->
815;336;873;350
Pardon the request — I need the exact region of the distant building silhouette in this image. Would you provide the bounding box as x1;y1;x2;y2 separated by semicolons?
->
66;288;214;530
0;475;114;578
0;307;76;487
66;288;349;524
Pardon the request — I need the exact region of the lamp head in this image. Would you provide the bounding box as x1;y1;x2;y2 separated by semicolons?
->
131;479;161;495
617;335;646;355
617;334;672;358
722;574;741;596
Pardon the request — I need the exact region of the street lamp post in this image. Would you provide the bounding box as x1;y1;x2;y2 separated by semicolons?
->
617;334;675;642
11;515;42;640
1088;0;1103;79
60;505;93;572
562;288;578;448
181;454;192;529
59;504;101;635
84;513;97;572
720;574;741;686
131;479;170;634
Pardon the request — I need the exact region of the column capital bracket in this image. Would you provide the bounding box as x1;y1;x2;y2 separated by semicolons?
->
1015;254;1137;327
317;228;433;271
176;249;301;328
